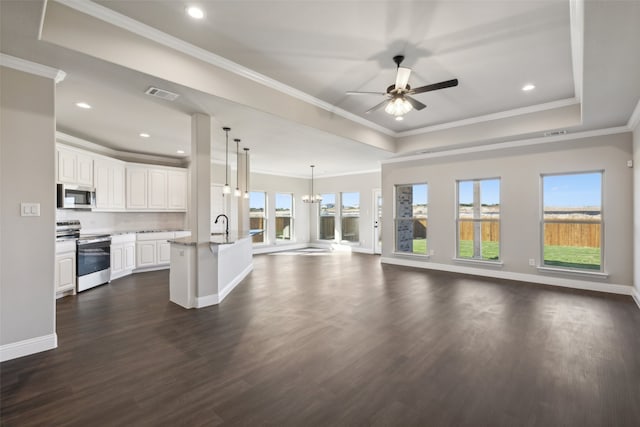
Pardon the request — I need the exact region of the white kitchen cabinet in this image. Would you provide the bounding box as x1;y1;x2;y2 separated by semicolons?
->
55;240;76;297
58;148;77;184
136;240;157;268
76;152;94;186
134;231;189;272
148;169;168;210
126;166;148;209
126;165;186;211
157;240;171;264
95;158;126;211
57;146;93;187
168;170;188;210
111;233;136;280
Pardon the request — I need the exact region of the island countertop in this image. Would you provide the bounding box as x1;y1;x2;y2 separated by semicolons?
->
168;230;262;246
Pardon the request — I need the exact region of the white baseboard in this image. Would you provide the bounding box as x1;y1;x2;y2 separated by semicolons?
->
253;243;309;255
309;242;374;254
380;257;634;296
633;288;640;310
111;268;134;281
195;264;254;308
133;265;169;273
1;333;58;362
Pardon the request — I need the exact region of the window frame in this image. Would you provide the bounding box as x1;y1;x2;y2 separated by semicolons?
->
455;177;502;263
275;192;294;241
249;190;268;245
318;193;336;241
393;182;428;256
540;170;605;273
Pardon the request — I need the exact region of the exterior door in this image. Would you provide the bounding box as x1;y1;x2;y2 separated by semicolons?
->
373;189;382;254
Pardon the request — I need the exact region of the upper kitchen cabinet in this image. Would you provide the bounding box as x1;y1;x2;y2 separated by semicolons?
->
126;164;187;212
57;146;93;187
167;170;188;210
94;157;126;211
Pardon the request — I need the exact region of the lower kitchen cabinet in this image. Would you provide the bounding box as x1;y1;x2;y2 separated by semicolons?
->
135;231;190;271
55;240;76;298
111;233;136;280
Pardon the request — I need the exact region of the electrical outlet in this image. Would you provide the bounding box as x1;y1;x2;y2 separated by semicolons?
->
529;258;536;266
429;249;435;256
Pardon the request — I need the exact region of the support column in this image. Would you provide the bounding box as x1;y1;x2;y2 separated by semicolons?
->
189;113;212;241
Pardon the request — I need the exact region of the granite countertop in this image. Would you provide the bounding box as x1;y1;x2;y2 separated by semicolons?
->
169;230;261;246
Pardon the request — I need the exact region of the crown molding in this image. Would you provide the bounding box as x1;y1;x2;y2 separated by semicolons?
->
52;0;393;137
0;52;66;83
396;98;580;138
56;131;185;166
627;98;640;131
383;126;630;165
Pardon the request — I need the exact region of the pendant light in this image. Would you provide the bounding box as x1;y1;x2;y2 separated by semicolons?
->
243;147;250;199
222;127;231;194
302;165;322;203
234;138;241;197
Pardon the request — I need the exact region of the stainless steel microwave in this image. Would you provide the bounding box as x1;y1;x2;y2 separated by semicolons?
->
56;184;96;209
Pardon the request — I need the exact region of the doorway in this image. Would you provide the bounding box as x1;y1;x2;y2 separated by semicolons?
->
373;189;382;254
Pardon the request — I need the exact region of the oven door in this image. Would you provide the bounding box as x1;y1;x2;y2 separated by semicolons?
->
77;240;111;277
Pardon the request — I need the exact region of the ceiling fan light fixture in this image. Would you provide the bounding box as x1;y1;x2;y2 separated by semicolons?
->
385;97;413;116
395;116;404;121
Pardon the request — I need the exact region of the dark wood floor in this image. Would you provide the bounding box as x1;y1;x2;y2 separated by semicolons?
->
2;252;640;426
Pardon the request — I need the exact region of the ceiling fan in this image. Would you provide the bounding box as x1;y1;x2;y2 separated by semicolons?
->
347;55;458;118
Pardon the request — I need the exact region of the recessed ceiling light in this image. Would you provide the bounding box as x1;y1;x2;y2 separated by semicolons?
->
395;116;404;121
75;102;92;109
177;150;185;154
186;6;204;19
522;84;535;91
139;133;150;138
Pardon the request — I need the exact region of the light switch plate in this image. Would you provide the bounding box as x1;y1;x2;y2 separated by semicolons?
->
21;202;40;217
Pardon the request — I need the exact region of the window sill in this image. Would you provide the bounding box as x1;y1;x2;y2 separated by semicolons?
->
392;252;430;260
453;258;504;268
536;266;609;279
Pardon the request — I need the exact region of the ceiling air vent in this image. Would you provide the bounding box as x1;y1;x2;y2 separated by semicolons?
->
144;86;180;101
543;130;567;137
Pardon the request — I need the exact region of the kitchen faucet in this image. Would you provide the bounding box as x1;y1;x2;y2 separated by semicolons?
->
214;214;229;236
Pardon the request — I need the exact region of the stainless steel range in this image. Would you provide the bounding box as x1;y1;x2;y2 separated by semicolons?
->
56;220;111;292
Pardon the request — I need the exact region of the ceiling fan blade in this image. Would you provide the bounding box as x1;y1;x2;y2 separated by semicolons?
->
410;78;459;94
346;91;387;96
365;99;389;114
395;67;412;91
404;95;426;111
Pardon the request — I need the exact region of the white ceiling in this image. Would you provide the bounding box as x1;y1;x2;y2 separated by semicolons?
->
1;0;639;177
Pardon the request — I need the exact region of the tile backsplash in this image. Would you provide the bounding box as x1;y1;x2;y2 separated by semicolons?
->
56;210;187;234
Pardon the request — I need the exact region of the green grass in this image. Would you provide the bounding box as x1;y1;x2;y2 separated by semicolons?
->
544;245;600;270
412;239;427;254
458;240;499;260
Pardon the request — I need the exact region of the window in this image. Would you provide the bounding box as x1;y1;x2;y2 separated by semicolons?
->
341;192;360;242
456;178;500;261
275;193;293;240
542;172;603;271
394;184;427;254
319;193;335;240
249;191;266;244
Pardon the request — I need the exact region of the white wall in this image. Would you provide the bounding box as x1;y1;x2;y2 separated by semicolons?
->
311;171;381;254
250;172;311;252
0;67;56;356
382;133;634;289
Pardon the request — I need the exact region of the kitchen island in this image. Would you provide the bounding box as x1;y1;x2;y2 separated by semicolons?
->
168;231;255;308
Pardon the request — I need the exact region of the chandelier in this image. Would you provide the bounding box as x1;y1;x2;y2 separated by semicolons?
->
302;165;322;203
